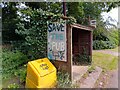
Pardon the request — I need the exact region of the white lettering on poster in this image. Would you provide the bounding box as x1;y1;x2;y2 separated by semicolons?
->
47;22;66;61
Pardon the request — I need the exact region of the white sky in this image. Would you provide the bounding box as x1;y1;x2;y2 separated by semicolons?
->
101;7;118;27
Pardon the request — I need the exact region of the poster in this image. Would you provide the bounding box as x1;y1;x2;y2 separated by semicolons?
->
47;22;66;61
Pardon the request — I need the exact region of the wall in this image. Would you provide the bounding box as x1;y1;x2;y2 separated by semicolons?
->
72;28;91;56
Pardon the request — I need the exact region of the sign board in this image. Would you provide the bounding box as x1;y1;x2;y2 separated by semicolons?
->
90;20;96;28
47;22;66;61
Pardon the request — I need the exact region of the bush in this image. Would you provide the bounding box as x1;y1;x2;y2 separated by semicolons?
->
57;72;71;88
93;20;118;50
8;83;19;88
57;72;78;88
14;65;27;84
108;29;119;46
74;54;91;65
88;66;95;73
93;40;116;50
2;50;28;79
15;8;76;60
73;47;91;65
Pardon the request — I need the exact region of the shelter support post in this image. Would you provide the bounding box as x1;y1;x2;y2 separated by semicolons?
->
67;25;72;80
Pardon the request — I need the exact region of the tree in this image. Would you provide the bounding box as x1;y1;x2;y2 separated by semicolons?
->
2;2;22;43
67;2;84;24
66;2;119;25
107;1;120;12
25;2;62;14
2;2;63;43
2;2;119;44
15;8;75;59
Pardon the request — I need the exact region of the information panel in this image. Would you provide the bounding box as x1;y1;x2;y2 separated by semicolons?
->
47;22;66;61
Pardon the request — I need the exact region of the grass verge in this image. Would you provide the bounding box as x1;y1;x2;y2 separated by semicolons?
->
106;46;119;52
92;51;118;71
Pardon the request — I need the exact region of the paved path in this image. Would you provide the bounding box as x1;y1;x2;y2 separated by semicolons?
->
72;49;118;88
93;50;119;56
106;70;118;88
80;66;102;88
72;65;88;83
93;49;118;88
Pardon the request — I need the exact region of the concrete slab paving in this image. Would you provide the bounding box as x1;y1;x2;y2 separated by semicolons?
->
80;66;102;88
72;65;88;83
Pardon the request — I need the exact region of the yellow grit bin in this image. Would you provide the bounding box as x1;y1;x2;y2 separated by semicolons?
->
25;58;57;88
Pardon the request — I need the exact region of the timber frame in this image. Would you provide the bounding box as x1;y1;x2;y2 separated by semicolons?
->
52;24;93;80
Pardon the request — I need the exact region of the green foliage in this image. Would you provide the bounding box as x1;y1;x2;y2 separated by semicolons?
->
74;54;91;65
57;72;78;88
119;30;120;45
93;19;118;50
15;9;48;59
14;65;27;84
108;29;119;46
57;72;71;88
88;66;95;73
2;2;22;43
107;2;120;12
2;49;28;79
93;40;116;50
2;2;118;44
92;51;118;71
67;2;84;24
93;19;109;41
67;2;112;25
83;2;106;19
15;8;76;60
25;2;62;14
73;47;91;65
24;2;118;25
8;83;19;88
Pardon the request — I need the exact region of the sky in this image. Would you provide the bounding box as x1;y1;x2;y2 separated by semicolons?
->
101;7;118;27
